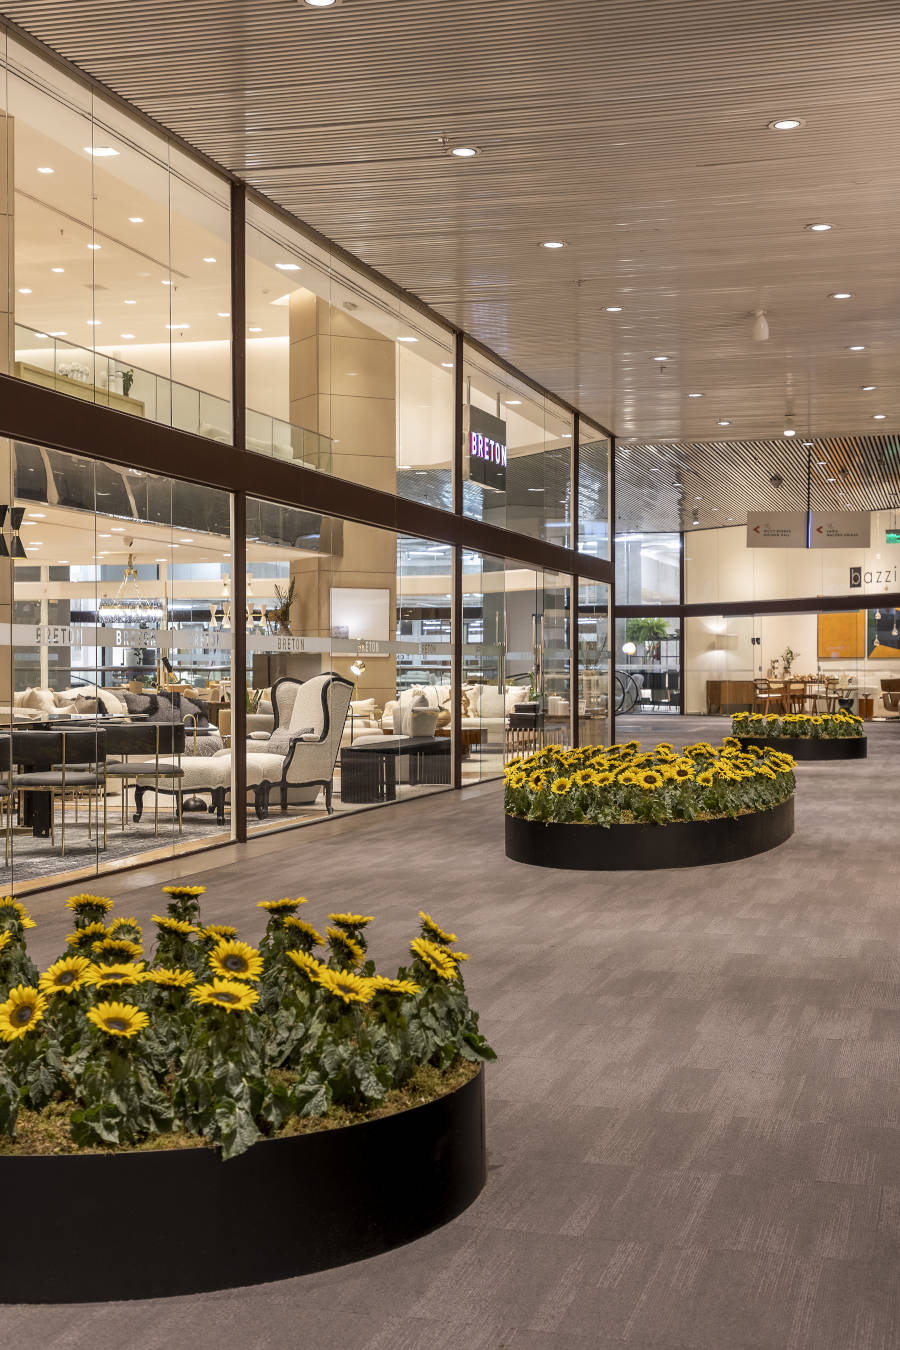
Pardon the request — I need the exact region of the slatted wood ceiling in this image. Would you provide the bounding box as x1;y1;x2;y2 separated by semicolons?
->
4;1;900;467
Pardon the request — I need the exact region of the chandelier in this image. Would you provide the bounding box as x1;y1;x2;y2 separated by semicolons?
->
98;551;164;629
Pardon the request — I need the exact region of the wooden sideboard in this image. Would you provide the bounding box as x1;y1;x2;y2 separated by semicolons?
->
15;362;145;417
706;679;755;714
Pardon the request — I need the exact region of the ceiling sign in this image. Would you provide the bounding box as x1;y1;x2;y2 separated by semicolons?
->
809;510;871;549
468;406;507;491
746;510;808;548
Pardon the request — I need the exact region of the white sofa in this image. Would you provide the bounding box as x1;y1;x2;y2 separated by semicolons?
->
381;682;532;738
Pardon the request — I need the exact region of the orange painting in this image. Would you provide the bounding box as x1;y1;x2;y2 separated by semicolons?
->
817;611;865;660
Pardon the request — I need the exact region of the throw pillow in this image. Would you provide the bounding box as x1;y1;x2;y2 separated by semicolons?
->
72;696;100;715
435;707;450;729
122;690;152;716
178;693;209;727
22;687;57;713
97;690;128;717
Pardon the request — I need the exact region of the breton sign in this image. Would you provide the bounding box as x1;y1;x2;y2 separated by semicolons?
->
468;406;508;491
809;510;871;549
746;510;808;548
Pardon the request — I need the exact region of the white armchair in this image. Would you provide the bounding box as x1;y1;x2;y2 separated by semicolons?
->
240;673;354;813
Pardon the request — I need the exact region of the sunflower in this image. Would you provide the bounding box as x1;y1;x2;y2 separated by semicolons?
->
410;937;457;981
86;962;147;989
591;771;616;787
0;931;10;957
108;917;143;940
209;939;263;982
189;978;259;1013
418;912;456;945
637;771;664;791
0;898;36;930
150;914;199;936
671;765;694;781
145;966;196;988
755;765;777;779
0;985;47;1040
507;773;527;790
446;950;470;964
550;777;572;797
91;937;143;963
696;769;715;787
199;924;238;942
527;771;549;791
329;912;375;929
65;893;113;915
258;897;307;913
38;955;92;996
326;927;365;968
313;967;374;1006
87;1001;149;1038
161;885;206;899
369;976;422;998
283;916;325;948
286;949;328;981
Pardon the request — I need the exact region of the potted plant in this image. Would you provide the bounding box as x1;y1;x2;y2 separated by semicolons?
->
270;577;295;634
781;645;796;675
120;368;135;397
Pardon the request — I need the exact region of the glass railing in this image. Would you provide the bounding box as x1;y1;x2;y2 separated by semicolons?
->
12;326;331;473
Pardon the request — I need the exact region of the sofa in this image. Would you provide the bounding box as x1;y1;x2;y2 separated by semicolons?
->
381;682;533;741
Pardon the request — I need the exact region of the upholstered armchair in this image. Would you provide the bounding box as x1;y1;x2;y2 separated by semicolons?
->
237;673;354;813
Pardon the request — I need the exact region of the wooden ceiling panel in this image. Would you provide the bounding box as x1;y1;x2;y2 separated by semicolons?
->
4;0;900;445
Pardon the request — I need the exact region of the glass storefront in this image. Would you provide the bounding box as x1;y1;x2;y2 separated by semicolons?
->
615;614;681;713
578;421;610;562
577;581;609;744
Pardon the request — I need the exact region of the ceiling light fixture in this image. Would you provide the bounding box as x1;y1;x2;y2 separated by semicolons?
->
806;223;833;231
506;399;522;406
275;262;300;271
847;345;865;351
540;241;566;249
303;0;337;6
829;291;853;300
121;333;135;339
85;145;119;157
161;279;172;286
51;267;64;273
17;288;31;295
688;392;703;398
717;419;731;427
165;323;189;330
861;384;876;391
248;326;263;333
86;319;101;326
398;336;418;343
218;312;231;318
128;216;144;223
203;256;216;263
448;146;480;158
604;305;623;312
124;299;136;305
873;413;887;420
441;362;454;368
37;166;53;174
784;428;796;437
48;331;67;337
768;118;804;131
653;355;670;362
87;243;101;250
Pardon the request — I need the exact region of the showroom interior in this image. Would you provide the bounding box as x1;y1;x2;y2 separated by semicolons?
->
3;1;900;1345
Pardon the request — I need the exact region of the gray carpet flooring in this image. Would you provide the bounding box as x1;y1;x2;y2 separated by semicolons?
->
4;715;900;1348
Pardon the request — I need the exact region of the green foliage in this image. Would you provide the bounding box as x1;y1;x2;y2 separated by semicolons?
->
624;617;670;645
732;711;863;739
0;891;494;1160
504;738;797;829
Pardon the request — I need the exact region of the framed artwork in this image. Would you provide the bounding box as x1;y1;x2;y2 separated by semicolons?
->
817;611;865;660
867;607;900;657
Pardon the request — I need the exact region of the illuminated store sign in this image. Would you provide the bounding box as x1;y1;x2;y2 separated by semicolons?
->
469;406;507;491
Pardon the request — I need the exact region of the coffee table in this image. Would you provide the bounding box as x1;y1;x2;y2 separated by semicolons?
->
435;727;483;757
340;738;451;803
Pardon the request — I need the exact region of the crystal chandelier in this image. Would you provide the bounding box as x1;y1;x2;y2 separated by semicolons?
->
98;551;164;629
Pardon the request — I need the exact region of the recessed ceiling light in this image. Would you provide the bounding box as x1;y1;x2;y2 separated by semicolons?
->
98;533;112;539
653;355;669;362
802;441;814;447
448;146;480;158
27;512;45;519
85;145;119;156
218;312;231;318
121;333;135;339
154;558;167;563
275;262;301;271
604;305;623;312
873;413;887;420
303;0;336;6
816;459;827;465
18;288;31;295
34;332;48;338
688;392;703;398
203;256;217;263
86;319;101;326
768;118;804;131
58;559;69;564
506;399;522;406
829;292;853;300
541;241;566;249
124;299;136;305
861;384;876;391
827;476;836;482
694;495;702;500
37;166;53;174
397;336;418;343
806;223;833;231
441;362;454;368
129;216;143;223
717;419;731;426
784;428;796;437
48;331;67;337
527;487;544;492
248;326;263;333
110;527;125;532
87;243;101;250
727;517;733;522
847;345;865;351
179;538;194;543
161;279;172;286
51;267;64;273
165;323;189;330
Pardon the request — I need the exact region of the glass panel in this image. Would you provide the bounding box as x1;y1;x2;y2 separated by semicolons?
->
615;531;681;604
7;36;231;441
245;200;454;502
463;343;573;546
615;615;681;715
241;502;453;834
1;441;233;893
578;420;610;561
577;580;609;745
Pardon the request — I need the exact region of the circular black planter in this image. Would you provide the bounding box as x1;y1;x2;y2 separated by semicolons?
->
505;796;794;871
736;734;867;760
0;1068;485;1303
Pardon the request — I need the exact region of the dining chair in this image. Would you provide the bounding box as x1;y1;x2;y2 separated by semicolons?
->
11;728;108;857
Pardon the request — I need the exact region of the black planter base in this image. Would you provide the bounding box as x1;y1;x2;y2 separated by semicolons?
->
505;796;794;871
0;1068;485;1303
736;735;868;760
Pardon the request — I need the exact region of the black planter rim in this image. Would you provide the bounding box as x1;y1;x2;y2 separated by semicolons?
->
735;734;867;760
